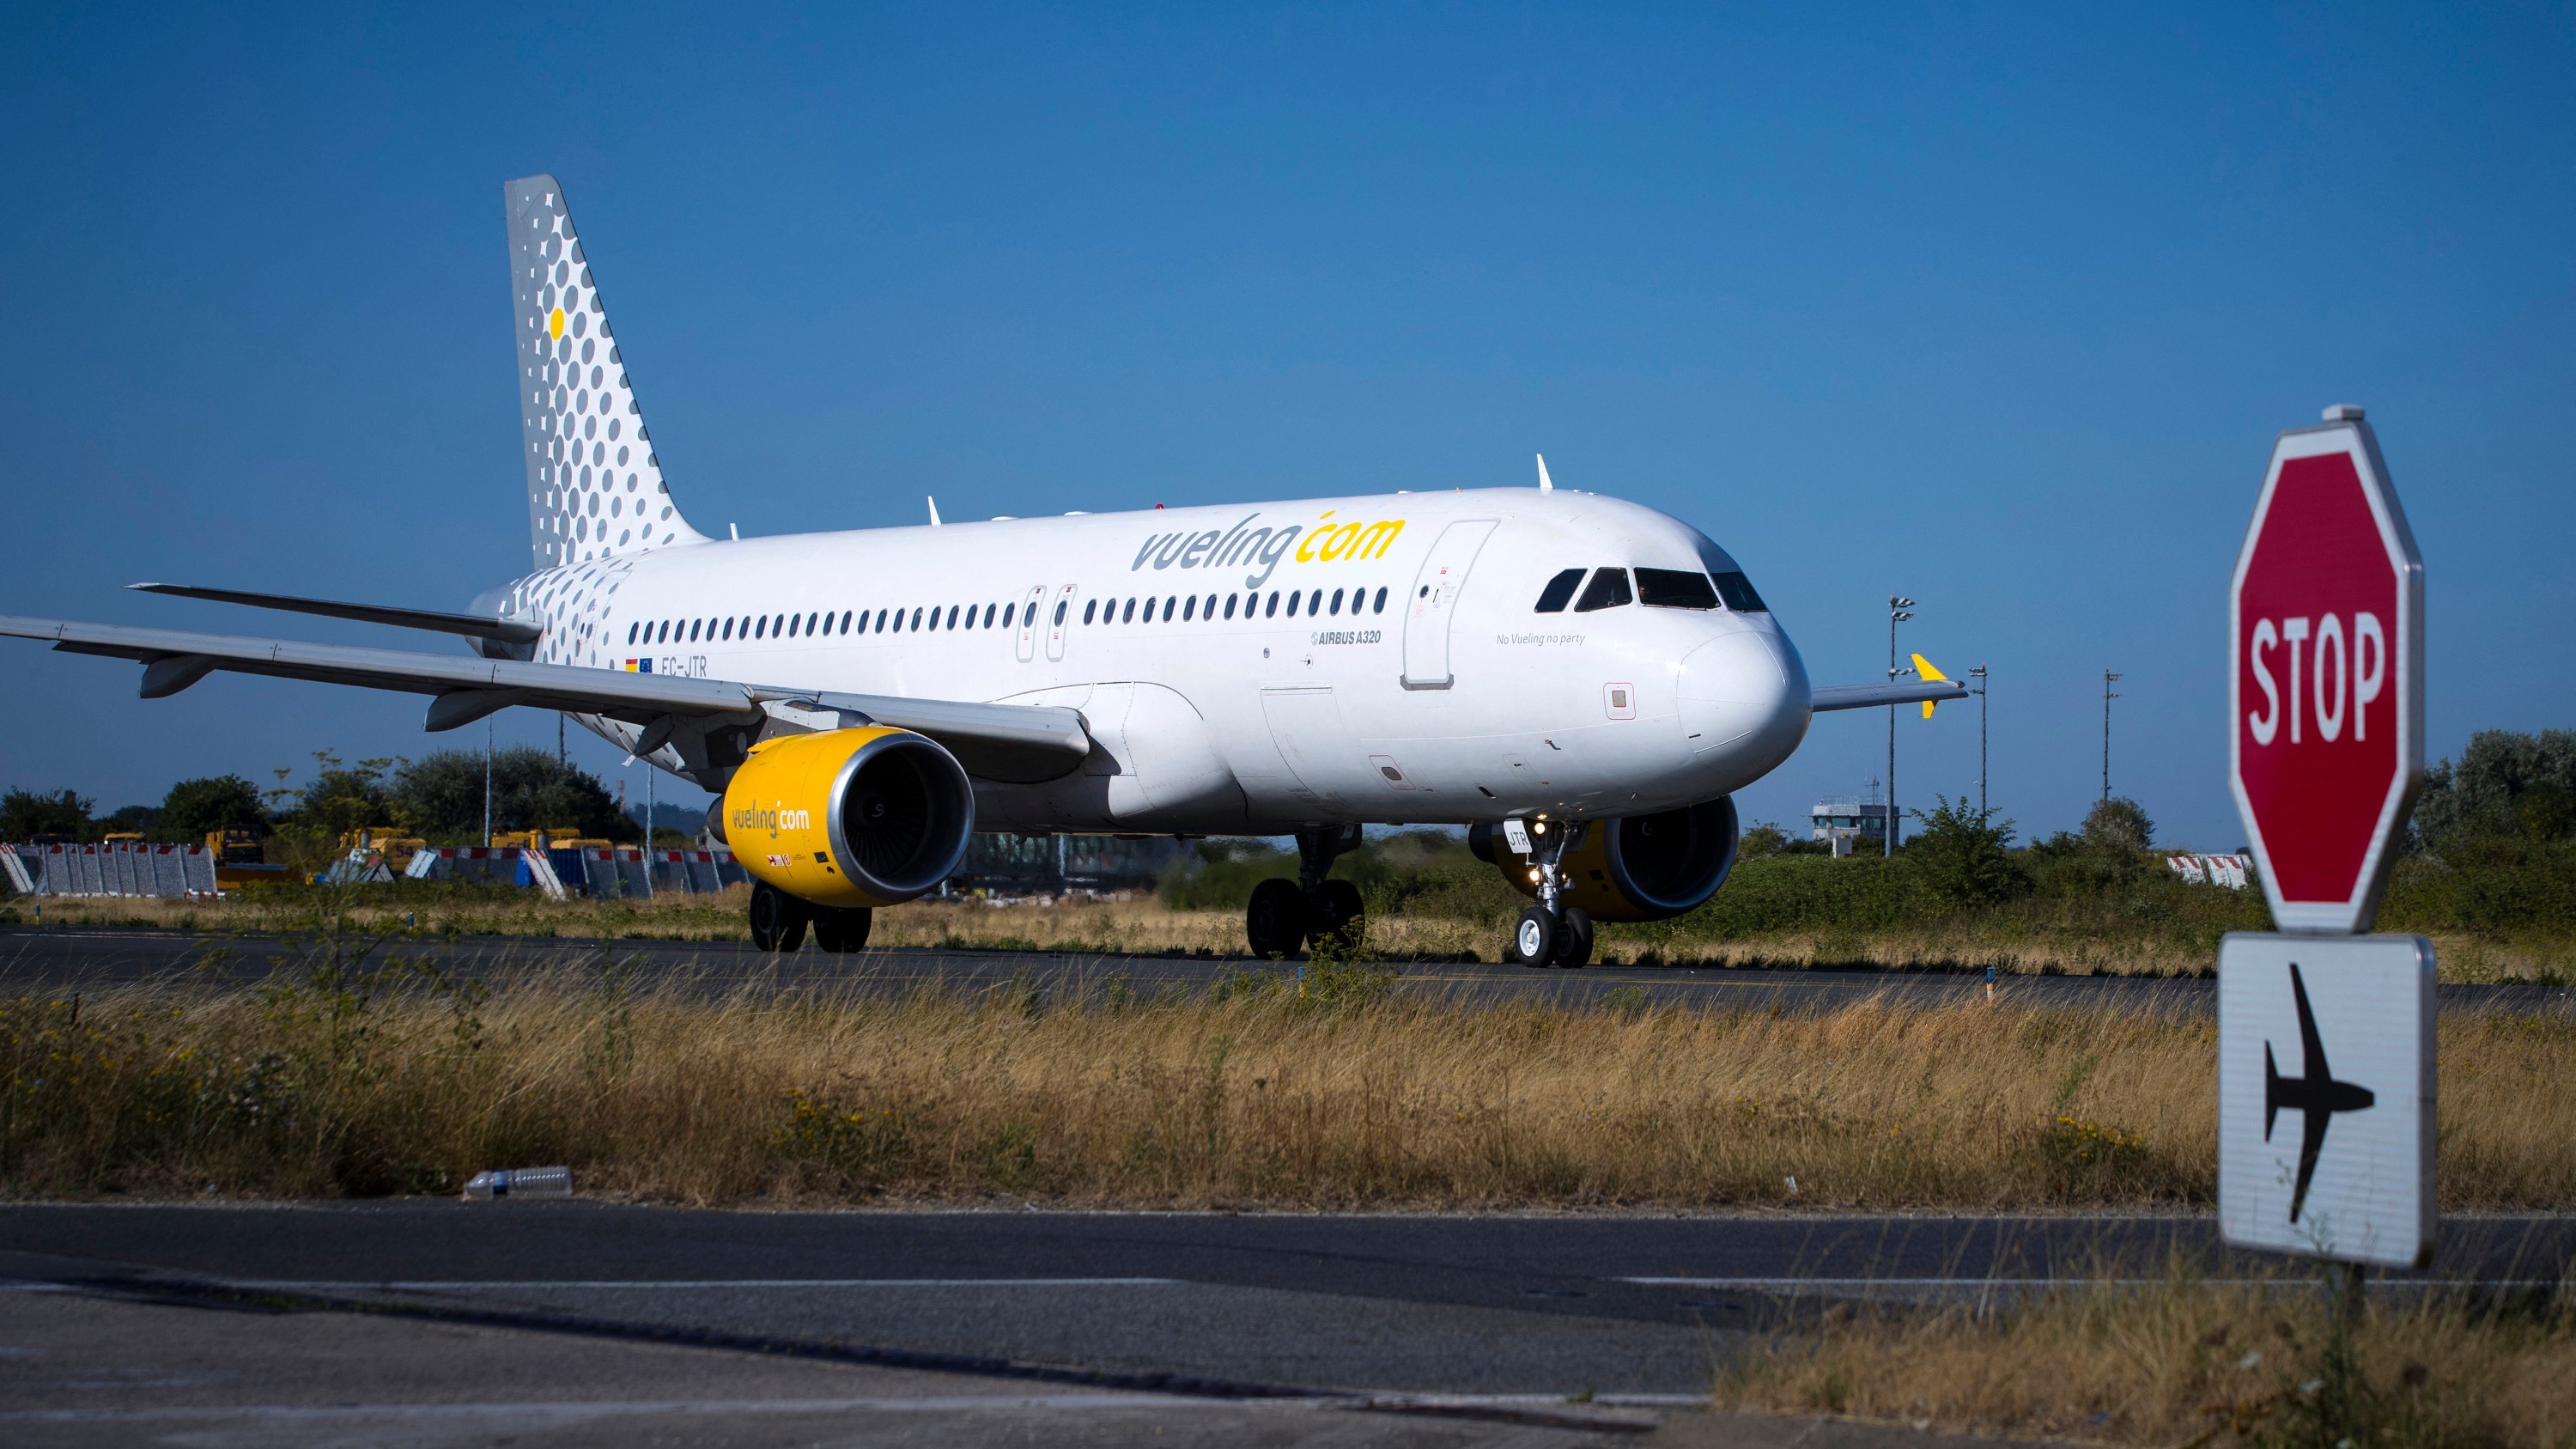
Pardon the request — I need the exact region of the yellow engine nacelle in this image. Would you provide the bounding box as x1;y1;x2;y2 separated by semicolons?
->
1470;798;1741;922
718;726;975;909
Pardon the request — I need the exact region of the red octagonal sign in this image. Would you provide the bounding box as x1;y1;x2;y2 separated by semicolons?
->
2230;406;2425;935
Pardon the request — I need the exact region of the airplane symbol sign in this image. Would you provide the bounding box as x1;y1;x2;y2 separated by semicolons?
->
2263;962;2378;1223
2219;935;2435;1269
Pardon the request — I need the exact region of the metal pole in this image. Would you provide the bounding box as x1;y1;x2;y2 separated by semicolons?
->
2101;670;2123;801
483;718;494;847
1886;596;1914;855
1971;664;1989;819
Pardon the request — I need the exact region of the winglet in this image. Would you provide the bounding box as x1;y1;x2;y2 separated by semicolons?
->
1911;653;1948;718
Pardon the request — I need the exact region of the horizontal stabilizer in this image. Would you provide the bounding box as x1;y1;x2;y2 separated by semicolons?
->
129;583;543;646
1812;680;1971;712
0;614;1089;783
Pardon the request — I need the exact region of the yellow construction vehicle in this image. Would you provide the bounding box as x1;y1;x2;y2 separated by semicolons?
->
337;826;427;874
208;829;286;890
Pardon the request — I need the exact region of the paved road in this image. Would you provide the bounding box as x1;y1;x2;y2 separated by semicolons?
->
6;926;2569;1014
4;1204;2567;1446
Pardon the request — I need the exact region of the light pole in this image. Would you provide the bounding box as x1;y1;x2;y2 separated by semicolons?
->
1886;596;1916;855
2101;669;2123;802
1968;663;1990;819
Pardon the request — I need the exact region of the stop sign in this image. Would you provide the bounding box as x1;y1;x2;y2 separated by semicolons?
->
2229;405;2425;935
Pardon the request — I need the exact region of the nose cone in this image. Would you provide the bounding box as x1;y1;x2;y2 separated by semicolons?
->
1677;624;1811;792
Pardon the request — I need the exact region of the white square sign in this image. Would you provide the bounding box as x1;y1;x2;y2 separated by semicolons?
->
2217;933;2436;1269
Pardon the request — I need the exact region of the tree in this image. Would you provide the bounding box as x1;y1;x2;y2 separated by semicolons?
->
271;752;404;840
99;804;159;837
1736;820;1792;861
392;747;637;843
2415;729;2576;845
159;774;268;842
1905;795;2031;907
2082;796;2154;853
1;788;93;842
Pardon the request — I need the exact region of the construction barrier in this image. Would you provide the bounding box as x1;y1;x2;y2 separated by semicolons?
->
3;843;219;898
566;847;748;899
402;846;568;901
2166;853;2252;889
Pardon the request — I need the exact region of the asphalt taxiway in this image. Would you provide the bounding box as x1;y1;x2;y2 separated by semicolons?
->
6;925;2570;1015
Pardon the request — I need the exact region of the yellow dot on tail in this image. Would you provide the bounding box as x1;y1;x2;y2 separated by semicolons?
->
549;307;565;339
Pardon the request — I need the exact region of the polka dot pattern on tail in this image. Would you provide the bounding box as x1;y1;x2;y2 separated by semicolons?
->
507;174;710;569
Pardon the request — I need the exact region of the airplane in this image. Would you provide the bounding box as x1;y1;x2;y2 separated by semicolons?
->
1;174;1965;967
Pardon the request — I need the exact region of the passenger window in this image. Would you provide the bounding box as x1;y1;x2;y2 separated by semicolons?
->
1204;594;1216;618
1329;588;1344;615
998;604;1011;629
1573;569;1632;612
838;611;850;633
755;616;768;639
1163;595;1176;619
1183;595;1196;621
1265;592;1280;618
690;619;702;642
1373;586;1388;614
1711;571;1769;612
984;603;997;628
946;606;959;629
1054;600;1067;624
910;607;923;630
1224;594;1237;619
1636;568;1719;609
1534;568;1586;613
1084;599;1098;624
1285;591;1300;618
626;624;638;644
805;612;818;634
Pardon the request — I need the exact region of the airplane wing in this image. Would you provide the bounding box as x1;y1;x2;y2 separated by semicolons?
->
126;582;543;647
0;615;1089;783
1811;680;1971;712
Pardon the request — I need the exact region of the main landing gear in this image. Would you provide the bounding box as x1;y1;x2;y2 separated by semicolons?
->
749;880;873;953
1504;821;1593;970
1243;825;1365;958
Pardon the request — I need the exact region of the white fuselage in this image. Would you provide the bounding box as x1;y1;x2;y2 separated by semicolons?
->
482;488;1813;834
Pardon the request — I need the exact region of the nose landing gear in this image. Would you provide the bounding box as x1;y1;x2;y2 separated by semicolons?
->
1241;825;1366;958
1504;821;1594;969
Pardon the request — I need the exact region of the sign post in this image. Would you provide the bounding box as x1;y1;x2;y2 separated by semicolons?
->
2219;404;2433;1272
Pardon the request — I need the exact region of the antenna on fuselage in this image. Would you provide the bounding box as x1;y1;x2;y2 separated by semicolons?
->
927;496;943;527
1535;454;1554;491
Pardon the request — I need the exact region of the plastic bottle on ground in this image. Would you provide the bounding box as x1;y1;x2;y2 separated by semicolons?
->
460;1166;573;1199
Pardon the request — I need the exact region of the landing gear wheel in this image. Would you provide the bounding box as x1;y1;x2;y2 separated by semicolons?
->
811;905;873;953
1245;877;1309;959
1311;879;1366;951
1551;907;1594;969
1510;906;1557;969
748;881;809;953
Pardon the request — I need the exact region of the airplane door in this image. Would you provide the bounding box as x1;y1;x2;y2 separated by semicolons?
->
1015;586;1047;662
1401;519;1497;689
1044;584;1078;662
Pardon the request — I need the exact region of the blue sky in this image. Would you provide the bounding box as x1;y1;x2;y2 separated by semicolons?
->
3;3;2569;849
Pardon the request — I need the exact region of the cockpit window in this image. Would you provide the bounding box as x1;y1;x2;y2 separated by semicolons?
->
1635;568;1718;609
1572;568;1632;612
1711;571;1769;612
1533;568;1585;613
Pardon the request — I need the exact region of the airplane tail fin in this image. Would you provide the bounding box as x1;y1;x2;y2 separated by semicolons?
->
506;175;711;569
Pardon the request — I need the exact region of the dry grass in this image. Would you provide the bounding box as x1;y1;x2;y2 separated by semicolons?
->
6;961;2573;1210
13;886;2570;983
1716;1269;2576;1448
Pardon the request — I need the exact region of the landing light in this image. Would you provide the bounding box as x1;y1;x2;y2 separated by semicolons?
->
1528;868;1541;883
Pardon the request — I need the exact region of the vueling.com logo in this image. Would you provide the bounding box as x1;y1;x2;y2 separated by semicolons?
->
1130;510;1406;589
732;802;812;839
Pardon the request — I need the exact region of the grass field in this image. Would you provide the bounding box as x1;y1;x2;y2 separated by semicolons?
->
5;953;2572;1209
1716;1268;2576;1448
